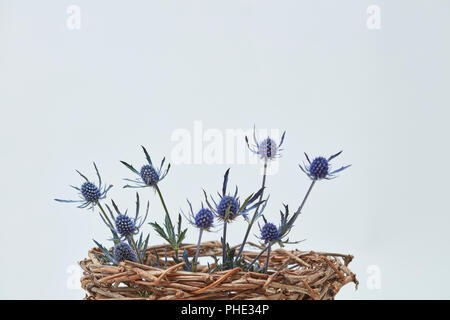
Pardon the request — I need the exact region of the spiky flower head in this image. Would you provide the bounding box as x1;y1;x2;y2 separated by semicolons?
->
81;182;101;203
260;222;279;243
246;126;286;161
182;200;216;231
115;214;136;238
121;146;170;189
140;164;159;186
309;157;329;180
113;242;138;262
217;196;239;221
258;138;278;160
101;194;149;240
203;169;265;224
299;151;351;181
194;208;214;230
55;162;112;210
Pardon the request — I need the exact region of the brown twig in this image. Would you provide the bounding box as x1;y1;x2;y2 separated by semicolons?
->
79;242;357;300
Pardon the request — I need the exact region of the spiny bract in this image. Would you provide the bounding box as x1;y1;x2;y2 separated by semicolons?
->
217;196;239;221
113;242;138;262
115;214;136;238
261;222;279;243
309;157;329;179
194;208;214;229
140;164;159;186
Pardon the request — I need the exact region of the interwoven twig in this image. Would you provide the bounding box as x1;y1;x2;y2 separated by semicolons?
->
80;241;358;300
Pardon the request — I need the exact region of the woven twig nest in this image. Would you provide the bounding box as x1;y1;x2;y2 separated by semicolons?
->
80;241;358;300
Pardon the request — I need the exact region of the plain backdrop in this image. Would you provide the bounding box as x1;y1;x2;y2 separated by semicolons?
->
1;0;449;299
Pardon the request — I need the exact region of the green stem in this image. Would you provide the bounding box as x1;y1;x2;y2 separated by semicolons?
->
222;222;227;267
173;245;179;263
235;161;268;264
193;229;203;272
247;180;317;271
129;235;143;264
264;244;272;273
246;243;270;271
291;180;316;222
155;184;172;223
97;202;114;229
154;184;179;262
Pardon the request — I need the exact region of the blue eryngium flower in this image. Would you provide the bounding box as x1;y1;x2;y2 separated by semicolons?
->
120;146;170;189
246;126;286;161
259;222;280;243
102;193;149;241
54;162;112;210
203;169;264;223
182;201;215;231
113;242;139;263
299;151;351;180
246;206;306;272
181;200;215;271
115;214;137;238
93;238;146;265
203;169;265;268
217;196;239;222
255;217;281;273
195;208;214;230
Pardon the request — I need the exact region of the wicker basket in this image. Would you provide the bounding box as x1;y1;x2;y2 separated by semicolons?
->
80;241;358;300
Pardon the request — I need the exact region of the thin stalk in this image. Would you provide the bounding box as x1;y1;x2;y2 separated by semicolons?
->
97;202;114;229
246;243;270;271
299;179;316;212
264;244;272;273
154;184;179;261
222;222;227;266
173;245;180;263
129;235;143;264
193;229;203;272
291;179;316;222
154;184;171;223
247;180;317;271
235;161;268;263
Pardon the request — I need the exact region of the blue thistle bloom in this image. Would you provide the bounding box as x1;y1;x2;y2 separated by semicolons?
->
55;162;112;210
247;208;305;271
246;126;286;161
299;151;351;180
203;169;265;223
182;200;215;231
140;164;159;186
101;193;149;241
115;214;137;238
121;146;170;189
260;222;279;243
80;182;101;203
113;242;139;263
309;157;329;179
181;201;215;271
194;208;214;230
203;169;265;267
217;196;239;222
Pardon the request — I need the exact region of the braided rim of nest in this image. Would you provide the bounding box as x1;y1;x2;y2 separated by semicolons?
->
80;241;358;300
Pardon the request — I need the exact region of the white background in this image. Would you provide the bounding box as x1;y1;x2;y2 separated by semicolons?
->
1;0;449;299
